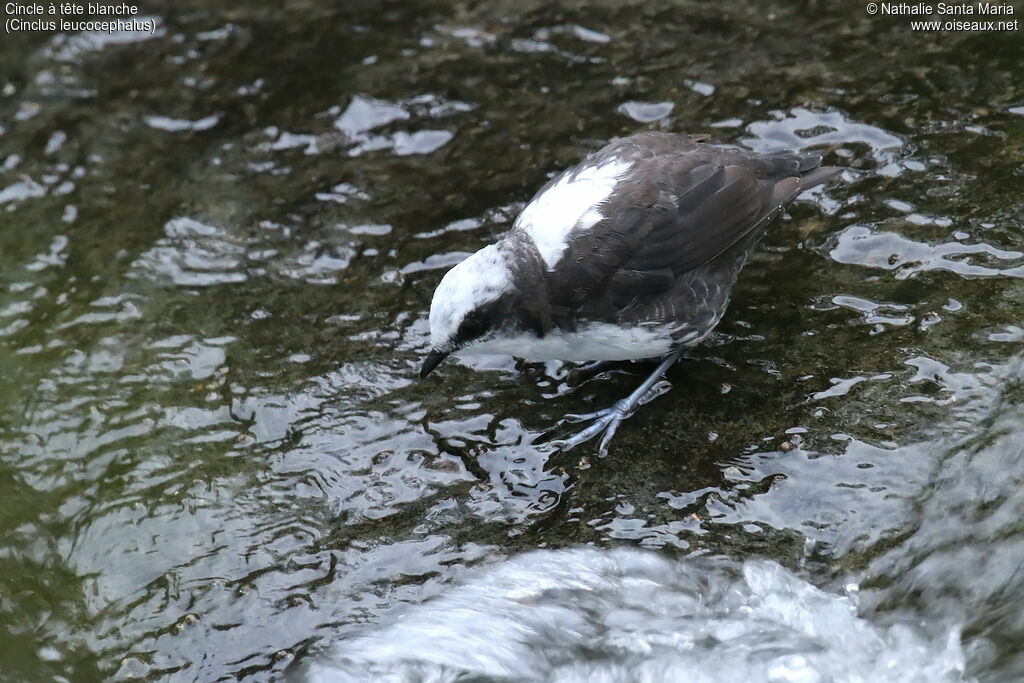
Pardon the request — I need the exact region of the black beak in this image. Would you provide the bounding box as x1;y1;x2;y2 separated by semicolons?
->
420;349;449;378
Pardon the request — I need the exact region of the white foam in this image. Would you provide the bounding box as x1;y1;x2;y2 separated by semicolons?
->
302;547;967;683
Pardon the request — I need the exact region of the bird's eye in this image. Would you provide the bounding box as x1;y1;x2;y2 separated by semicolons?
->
456;310;490;345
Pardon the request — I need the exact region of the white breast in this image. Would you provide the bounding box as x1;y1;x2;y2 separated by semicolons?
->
460;321;680;362
514;158;633;270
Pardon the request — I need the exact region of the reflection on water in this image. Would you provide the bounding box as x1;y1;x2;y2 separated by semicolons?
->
829;225;1024;279
743;107;903;160
303;548;966;682
0;0;1023;680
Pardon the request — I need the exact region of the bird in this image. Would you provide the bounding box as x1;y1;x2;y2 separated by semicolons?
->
420;132;840;455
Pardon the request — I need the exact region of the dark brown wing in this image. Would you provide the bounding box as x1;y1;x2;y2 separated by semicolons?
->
545;134;838;328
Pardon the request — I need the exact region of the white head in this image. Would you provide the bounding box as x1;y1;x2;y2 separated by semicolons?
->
421;243;514;377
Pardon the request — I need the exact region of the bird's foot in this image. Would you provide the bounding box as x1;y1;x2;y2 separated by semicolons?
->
548;401;631;457
549;379;672;457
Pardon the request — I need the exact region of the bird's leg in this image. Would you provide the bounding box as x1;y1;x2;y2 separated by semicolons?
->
550;350;683;457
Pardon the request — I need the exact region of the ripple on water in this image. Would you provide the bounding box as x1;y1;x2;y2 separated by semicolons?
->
743;107;903;161
0;177;47;205
278;240;355;285
332;93;471;158
144;114;222;133
829;225;1024;279
859;356;1024;676
130;217;248;287
617;100;674;123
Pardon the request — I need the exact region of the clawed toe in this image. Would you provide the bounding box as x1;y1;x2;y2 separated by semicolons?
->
562;410;605;424
639;379;672;406
550;401;629;455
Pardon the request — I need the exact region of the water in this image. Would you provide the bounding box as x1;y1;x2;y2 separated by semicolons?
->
303;549;966;682
0;1;1022;681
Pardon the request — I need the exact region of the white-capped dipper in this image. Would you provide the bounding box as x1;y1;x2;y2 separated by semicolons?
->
421;132;840;455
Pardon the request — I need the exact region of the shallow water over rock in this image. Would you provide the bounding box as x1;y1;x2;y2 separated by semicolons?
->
0;1;1022;681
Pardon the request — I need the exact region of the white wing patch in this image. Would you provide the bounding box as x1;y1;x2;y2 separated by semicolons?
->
514;157;633;270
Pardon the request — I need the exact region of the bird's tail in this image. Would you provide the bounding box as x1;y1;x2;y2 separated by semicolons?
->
798;164;843;191
769;157;842;207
